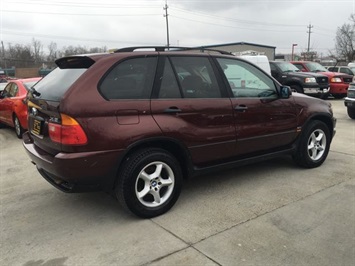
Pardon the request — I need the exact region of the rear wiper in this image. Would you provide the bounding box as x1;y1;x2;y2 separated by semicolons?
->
29;87;41;97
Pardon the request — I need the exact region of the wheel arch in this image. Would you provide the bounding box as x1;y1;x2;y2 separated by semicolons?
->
111;137;192;190
286;82;303;92
303;114;335;141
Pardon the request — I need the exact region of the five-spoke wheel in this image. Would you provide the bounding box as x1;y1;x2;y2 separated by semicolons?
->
116;148;182;218
293;120;331;168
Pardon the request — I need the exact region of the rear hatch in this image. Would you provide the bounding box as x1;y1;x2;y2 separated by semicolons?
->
27;56;95;155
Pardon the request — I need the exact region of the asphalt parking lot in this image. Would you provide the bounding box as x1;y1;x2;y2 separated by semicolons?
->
0;99;354;266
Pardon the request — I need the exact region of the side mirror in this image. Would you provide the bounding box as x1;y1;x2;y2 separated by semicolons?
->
280;86;292;99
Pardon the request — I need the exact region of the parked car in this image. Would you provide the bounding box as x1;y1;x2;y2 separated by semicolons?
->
269;61;329;98
23;47;336;218
325;66;355;76
237;55;271;74
348;62;355;72
291;61;352;99
0;82;8;93
0;77;41;138
344;76;355;119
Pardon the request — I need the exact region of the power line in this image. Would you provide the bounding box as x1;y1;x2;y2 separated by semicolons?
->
171;15;304;33
1;30;163;46
2;10;161;16
170;6;305;28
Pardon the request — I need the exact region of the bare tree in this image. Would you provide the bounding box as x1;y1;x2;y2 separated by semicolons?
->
6;43;34;68
1;40;107;69
31;38;44;65
47;42;58;67
335;14;355;62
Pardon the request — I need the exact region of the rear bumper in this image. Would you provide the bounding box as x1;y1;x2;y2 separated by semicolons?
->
22;131;123;192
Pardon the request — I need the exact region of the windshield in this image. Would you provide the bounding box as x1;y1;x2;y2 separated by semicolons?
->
23;80;40;91
277;62;300;72
305;62;327;72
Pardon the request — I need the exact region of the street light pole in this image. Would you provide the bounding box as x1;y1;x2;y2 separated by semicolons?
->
292;44;298;61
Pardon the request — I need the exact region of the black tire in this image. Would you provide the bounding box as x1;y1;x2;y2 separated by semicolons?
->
320;93;329;100
13;115;24;139
347;107;355;119
116;148;182;218
293;120;331;168
333;94;346;99
290;84;303;94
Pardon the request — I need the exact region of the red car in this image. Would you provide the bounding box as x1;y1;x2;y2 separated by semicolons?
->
291;61;352;98
0;77;41;138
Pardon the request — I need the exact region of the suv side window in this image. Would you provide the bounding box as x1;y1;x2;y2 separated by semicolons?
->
340;68;353;75
169;56;222;98
100;57;157;100
158;58;182;99
328;67;338;72
217;58;277;98
293;64;304;71
270;63;277;72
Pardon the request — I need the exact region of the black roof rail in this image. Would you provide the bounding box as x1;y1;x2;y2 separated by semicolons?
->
113;46;234;55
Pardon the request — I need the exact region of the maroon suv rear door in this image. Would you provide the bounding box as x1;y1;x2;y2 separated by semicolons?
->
215;58;298;156
151;56;236;166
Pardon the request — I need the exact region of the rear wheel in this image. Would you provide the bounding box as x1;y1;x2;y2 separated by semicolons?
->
13;115;24;139
116;148;182;218
347;107;355;119
293;120;330;168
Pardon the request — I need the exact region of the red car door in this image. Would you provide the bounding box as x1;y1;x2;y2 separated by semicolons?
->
0;83;16;125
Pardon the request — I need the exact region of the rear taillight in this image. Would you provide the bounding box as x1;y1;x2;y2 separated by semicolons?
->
48;114;87;145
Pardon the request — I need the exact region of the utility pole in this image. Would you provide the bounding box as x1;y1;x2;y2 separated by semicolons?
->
1;40;7;73
307;23;313;52
163;0;170;49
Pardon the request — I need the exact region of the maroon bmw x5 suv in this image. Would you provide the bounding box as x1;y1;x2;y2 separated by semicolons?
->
23;47;336;218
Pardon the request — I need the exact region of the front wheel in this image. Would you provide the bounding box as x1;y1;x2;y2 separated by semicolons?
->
347;107;355;119
116;148;182;218
13;115;24;139
320;93;329;100
293;120;331;168
290;84;303;93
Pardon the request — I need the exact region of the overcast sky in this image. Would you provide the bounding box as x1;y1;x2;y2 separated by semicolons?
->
1;0;354;56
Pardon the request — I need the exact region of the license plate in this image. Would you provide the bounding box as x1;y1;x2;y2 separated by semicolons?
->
32;119;42;135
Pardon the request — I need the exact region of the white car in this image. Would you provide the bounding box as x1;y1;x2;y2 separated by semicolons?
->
326;66;355;76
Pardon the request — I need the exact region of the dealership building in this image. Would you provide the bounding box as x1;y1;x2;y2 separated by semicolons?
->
200;42;276;60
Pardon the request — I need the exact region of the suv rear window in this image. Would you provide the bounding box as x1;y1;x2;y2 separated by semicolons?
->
33;67;87;101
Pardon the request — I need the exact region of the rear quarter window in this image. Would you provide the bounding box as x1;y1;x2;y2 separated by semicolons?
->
99;57;157;100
